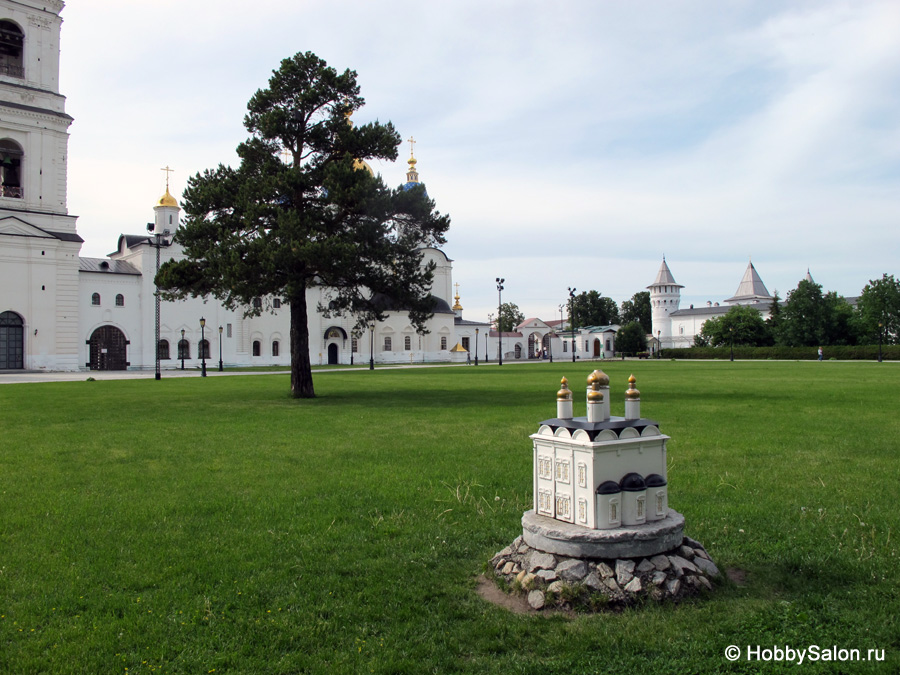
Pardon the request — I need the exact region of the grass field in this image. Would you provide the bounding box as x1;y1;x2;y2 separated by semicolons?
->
1;361;898;673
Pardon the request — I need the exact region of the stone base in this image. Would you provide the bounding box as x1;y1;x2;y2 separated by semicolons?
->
489;532;720;611
522;509;685;559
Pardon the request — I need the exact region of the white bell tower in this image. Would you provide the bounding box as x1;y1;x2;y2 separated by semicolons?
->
647;258;682;349
0;0;80;370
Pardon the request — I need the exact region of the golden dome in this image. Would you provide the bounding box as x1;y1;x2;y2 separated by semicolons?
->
157;189;178;208
588;389;604;402
593;369;610;386
556;377;572;401
408;156;417;166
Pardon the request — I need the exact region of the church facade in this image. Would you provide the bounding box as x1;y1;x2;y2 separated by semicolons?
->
0;1;488;372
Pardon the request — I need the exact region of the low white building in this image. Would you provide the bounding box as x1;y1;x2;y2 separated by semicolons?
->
0;0;483;372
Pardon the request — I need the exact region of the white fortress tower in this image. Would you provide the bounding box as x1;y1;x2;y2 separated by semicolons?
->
647;257;682;350
0;0;80;370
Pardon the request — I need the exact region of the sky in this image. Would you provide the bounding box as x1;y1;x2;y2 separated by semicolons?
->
60;0;900;322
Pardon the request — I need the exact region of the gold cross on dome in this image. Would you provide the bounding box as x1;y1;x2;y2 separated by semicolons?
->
407;136;416;158
454;282;460;296
160;165;174;190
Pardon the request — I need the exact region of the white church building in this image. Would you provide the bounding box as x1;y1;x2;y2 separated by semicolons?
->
0;0;489;372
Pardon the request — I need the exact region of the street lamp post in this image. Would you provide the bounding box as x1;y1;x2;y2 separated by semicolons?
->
146;222;170;380
485;313;492;363
369;322;375;371
729;326;735;362
218;325;224;372
657;330;661;359
475;328;479;366
496;278;505;366
568;287;577;363
200;317;207;376
180;329;185;370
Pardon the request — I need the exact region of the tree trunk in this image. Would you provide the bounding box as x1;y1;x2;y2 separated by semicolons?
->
289;283;316;398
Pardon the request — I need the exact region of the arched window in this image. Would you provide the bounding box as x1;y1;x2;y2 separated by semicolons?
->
351;338;358;353
0;21;24;79
273;298;281;309
440;337;447;350
404;335;411;350
0;139;23;198
178;339;190;360
383;336;392;351
91;293;100;306
272;340;279;356
252;297;262;310
199;339;210;359
515;344;522;359
252;340;261;356
115;294;124;307
157;339;170;360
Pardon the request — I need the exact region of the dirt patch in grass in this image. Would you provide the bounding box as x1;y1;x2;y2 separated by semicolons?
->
727;567;748;586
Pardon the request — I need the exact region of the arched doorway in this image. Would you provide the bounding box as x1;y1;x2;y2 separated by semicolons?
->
88;325;128;370
0;311;24;369
328;343;339;365
593;339;601;357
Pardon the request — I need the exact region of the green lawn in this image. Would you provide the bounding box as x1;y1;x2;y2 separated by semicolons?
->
1;361;898;673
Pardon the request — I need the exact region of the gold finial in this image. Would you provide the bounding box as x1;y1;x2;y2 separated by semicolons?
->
408;135;416;159
625;374;640;400
452;282;463;311
557;377;572;401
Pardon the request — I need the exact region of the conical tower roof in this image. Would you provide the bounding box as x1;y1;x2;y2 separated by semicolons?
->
725;261;773;304
647;258;683;289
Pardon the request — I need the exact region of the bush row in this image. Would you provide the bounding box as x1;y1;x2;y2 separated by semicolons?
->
659;345;900;361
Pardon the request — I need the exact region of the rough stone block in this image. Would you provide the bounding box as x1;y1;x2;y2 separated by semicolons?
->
548;580;565;594
501;562;515;575
698;575;714;591
666;578;681;596
557;559;589;582
694;548;710;560
650;554;671;571
536;569;558;582
597;562;615;579
693;556;720;577
526;551;557;573
683;536;704;551
527;590;545;609
623;577;642;593
636;558;655;573
668;554;698;575
651;570;667;586
615;559;635;586
583;571;603;590
604;577;621;592
679;545;696;559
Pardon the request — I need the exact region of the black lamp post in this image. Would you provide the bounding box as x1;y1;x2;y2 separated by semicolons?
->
657;330;661;359
180;329;185;370
496;278;505;366
369;322;375;371
878;322;883;363
568;287;577;363
475;328;479;366
146;222;170;380
200;317;207;377
218;325;224;372
485;313;492;362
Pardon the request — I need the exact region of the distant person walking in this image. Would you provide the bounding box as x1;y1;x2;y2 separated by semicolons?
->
817;347;823;361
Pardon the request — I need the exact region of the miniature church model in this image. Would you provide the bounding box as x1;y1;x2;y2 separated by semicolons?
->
524;371;683;559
